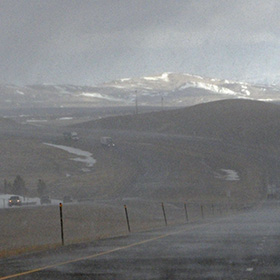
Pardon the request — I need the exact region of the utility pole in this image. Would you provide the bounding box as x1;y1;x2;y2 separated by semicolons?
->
135;90;138;115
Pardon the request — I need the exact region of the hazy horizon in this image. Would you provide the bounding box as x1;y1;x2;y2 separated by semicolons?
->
1;0;280;86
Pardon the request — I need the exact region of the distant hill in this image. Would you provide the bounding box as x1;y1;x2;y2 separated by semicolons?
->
77;99;280;146
0;73;280;109
0;117;22;129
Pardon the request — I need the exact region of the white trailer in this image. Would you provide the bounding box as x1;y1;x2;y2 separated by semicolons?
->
63;131;79;141
100;137;115;147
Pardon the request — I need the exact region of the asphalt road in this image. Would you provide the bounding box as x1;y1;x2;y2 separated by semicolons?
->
1;201;280;279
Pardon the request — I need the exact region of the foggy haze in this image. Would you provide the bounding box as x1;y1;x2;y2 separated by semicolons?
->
1;0;280;86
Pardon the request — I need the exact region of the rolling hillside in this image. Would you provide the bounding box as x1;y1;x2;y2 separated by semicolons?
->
1;73;280;110
1;99;278;204
76;99;280;146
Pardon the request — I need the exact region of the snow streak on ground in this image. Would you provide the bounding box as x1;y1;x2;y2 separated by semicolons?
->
79;92;122;102
215;169;240;181
59;117;73;120
44;143;96;167
16;90;25;95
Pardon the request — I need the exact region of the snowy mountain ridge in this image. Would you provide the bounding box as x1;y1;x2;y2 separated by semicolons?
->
0;72;280;109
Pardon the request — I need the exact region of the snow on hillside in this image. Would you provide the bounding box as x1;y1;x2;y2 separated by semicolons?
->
143;72;170;82
43;143;96;169
179;81;237;95
0;72;279;109
215;169;240;181
16;90;25;95
79;92;123;102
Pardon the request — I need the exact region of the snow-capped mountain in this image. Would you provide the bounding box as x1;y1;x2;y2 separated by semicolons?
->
0;72;279;109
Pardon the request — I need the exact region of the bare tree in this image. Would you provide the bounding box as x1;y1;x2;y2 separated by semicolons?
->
37;179;47;197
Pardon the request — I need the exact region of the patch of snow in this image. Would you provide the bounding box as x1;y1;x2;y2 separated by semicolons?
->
44;143;96;167
239;81;249;85
257;98;274;102
54;86;70;94
111;85;126;89
237;96;252;100
143;72;170;82
26;119;48;123
179;83;192;90
79;92;122;102
59;117;73;120
80;92;103;98
81;168;91;172
215;169;240;181
246;268;254;272
6;85;20;89
179;81;237;95
192;74;204;80
16;90;25;95
182;73;204;80
120;78;131;82
196;82;237;95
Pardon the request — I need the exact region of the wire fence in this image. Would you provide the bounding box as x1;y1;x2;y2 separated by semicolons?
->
0;200;252;257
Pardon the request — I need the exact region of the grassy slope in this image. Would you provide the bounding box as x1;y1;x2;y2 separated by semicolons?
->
78;99;280;146
74;99;280;203
1;100;278;203
0;137;138;200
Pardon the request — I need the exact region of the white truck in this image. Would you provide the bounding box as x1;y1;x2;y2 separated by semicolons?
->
63;131;79;141
100;137;115;147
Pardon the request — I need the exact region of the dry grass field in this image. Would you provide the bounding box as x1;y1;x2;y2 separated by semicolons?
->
0;136;138;200
0;199;242;258
0;99;278;257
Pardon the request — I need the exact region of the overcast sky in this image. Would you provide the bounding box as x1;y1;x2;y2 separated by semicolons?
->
1;0;280;85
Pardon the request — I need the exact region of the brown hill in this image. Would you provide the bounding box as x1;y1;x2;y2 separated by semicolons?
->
77;99;280;146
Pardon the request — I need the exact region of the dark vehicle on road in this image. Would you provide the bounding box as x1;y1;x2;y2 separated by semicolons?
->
40;195;51;205
100;137;115;147
8;196;22;207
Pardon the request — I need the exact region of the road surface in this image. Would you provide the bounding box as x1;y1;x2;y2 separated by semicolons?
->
1;201;280;279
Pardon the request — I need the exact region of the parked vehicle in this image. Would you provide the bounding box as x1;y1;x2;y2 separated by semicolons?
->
100;137;115;147
8;196;22;207
63;131;79;141
40;195;51;205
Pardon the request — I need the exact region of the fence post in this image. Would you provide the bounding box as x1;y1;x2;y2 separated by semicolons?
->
200;205;204;219
184;203;189;222
211;204;214;215
162;202;167;226
124;205;131;233
59;203;64;246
